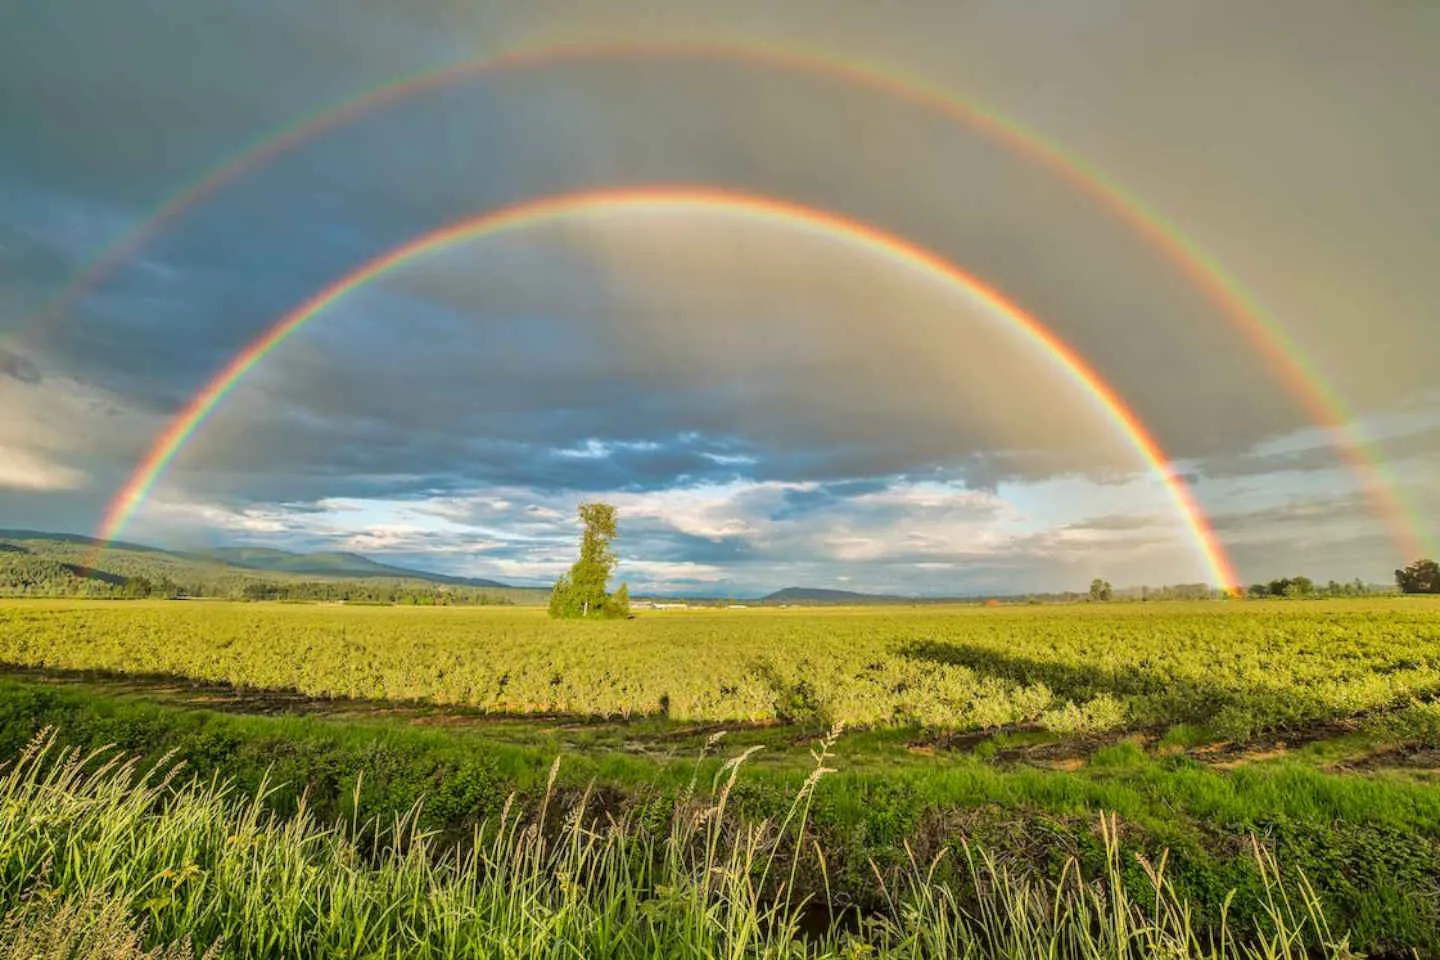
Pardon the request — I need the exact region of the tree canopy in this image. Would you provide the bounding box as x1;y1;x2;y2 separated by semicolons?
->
1396;558;1440;594
549;503;630;618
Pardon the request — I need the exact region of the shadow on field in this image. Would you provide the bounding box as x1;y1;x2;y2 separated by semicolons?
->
900;641;1340;737
0;661;770;740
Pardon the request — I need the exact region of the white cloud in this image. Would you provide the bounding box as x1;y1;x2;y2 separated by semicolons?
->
0;445;87;491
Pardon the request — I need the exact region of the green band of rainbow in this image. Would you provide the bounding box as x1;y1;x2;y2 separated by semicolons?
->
33;40;1428;560
96;187;1240;587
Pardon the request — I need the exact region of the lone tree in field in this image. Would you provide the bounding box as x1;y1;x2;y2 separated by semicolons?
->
1395;558;1440;594
1088;578;1113;602
549;502;630;618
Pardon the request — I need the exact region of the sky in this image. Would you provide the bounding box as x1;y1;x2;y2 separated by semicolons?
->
1;0;1437;595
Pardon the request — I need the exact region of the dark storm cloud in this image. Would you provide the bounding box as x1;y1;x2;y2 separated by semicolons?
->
1226;533;1404;586
622;525;763;565
1198;424;1440;481
0;349;40;385
1206;496;1375;535
0;2;1386;456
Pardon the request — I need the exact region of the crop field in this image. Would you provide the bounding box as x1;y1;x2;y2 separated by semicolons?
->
2;598;1438;740
2;598;1439;956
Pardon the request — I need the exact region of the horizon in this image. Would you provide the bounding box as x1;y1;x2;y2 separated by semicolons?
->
0;526;1403;600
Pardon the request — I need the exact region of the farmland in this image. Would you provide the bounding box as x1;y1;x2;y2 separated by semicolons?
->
2;598;1437;738
1;597;1438;956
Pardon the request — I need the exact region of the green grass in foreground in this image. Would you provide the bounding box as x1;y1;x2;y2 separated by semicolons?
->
0;676;1436;955
0;728;1362;960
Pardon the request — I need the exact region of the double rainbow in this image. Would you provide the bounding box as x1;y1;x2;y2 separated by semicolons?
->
59;39;1424;577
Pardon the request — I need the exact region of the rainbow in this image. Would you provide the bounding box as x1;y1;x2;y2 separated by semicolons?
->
27;40;1430;559
96;187;1241;587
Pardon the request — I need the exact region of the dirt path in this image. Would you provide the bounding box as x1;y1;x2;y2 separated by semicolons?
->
3;662;1435;775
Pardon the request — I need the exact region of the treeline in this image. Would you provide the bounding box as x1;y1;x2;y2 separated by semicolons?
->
0;555;123;597
237;580;512;605
1243;576;1387;599
1044;583;1231;603
0;554;513;605
1071;579;1394;603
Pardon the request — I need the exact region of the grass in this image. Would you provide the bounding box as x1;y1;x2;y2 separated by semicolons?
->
0;729;1365;959
0;598;1436;953
0;674;1436;953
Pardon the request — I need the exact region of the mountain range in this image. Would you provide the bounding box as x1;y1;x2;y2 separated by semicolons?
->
196;545;512;588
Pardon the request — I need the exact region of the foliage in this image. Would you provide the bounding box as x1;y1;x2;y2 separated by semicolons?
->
0;891;218;960
1255;576;1315;598
0;729;1373;959
549;502;629;618
0;672;1436;954
1088;578;1113;602
1397;558;1440;594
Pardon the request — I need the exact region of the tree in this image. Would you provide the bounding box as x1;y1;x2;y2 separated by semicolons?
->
610;582;630;617
549;502;630;618
1395;558;1440;594
1284;576;1314;598
121;576;153;599
1089;578;1113;602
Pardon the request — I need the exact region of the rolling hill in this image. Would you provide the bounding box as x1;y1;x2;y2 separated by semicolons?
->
760;586;918;605
0;530;544;604
197;546;512;588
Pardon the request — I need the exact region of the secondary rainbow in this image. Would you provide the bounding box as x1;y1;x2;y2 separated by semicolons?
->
96;187;1240;587
25;39;1430;559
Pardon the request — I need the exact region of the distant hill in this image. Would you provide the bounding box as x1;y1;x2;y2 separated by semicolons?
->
761;586;916;605
0;530;544;604
0;529;173;554
199;546;512;588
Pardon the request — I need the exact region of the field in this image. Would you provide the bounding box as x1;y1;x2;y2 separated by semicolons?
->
1;598;1438;956
3;599;1439;737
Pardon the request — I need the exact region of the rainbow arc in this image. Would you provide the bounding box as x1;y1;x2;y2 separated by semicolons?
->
48;40;1424;567
95;187;1241;588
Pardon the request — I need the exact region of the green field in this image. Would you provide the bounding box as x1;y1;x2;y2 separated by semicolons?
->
3;598;1438;737
1;598;1438;956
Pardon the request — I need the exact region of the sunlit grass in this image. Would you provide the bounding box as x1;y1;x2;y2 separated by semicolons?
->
0;729;1367;959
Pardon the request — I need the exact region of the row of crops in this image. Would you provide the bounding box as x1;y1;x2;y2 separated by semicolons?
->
1;599;1437;738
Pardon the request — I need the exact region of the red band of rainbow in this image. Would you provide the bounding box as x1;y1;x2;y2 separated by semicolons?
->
95;187;1241;587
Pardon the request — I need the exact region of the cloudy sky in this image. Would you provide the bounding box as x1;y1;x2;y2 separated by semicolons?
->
1;0;1437;594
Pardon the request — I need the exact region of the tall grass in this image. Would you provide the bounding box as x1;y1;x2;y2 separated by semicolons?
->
0;729;1362;959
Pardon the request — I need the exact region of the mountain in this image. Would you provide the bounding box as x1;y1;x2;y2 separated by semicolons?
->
199;546;512;588
760;586;916;605
0;529;544;603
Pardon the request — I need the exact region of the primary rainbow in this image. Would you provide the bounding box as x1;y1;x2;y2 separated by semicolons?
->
27;39;1429;559
96;187;1240;588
